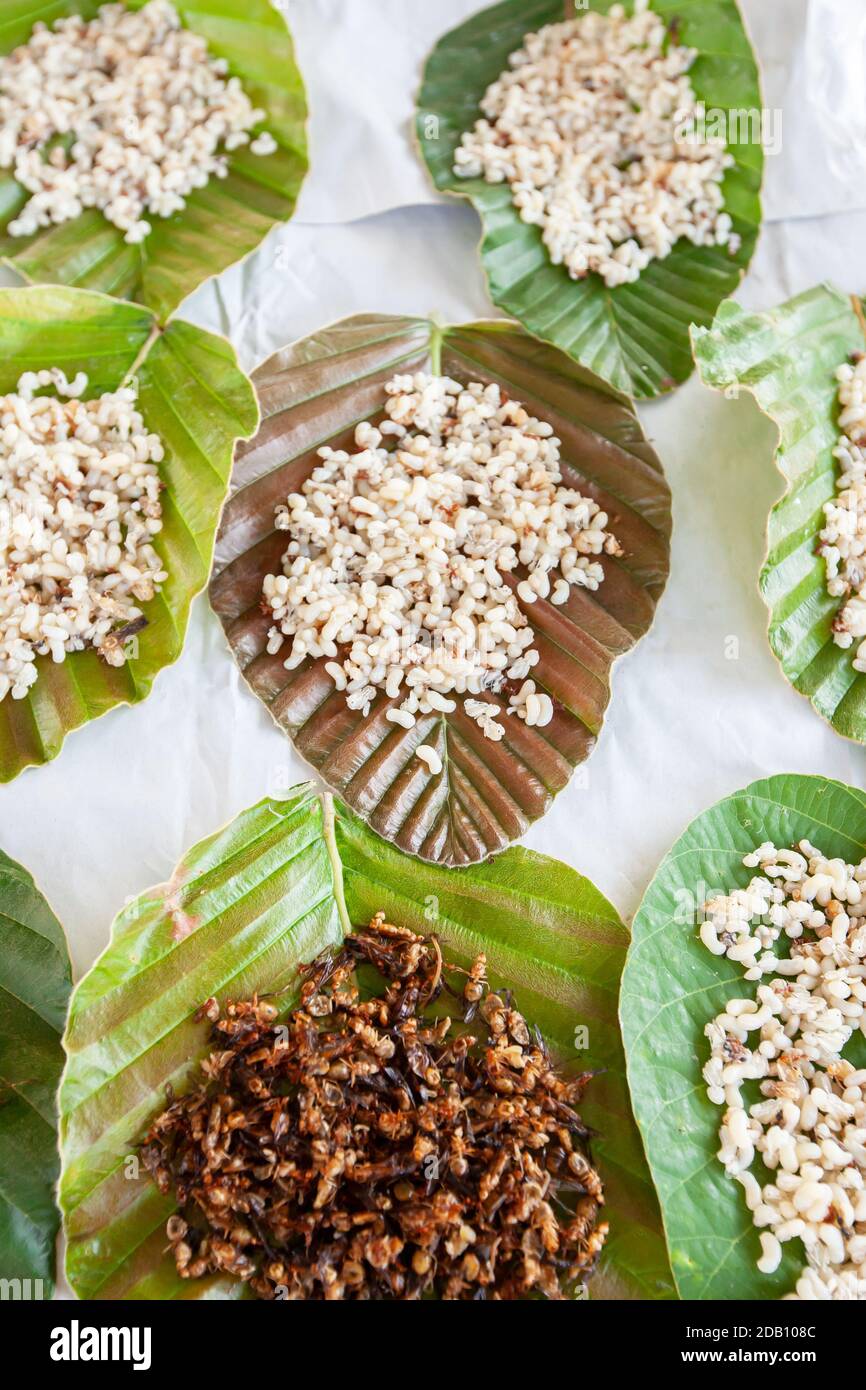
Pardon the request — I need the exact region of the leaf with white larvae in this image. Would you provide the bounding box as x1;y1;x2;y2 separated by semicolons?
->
417;0;763;400
451;3;738;291
261;370;622;762
59;780;673;1300
699;839;866;1299
0;846;71;1297
0;0;308;319
622;772;866;1300
210;313;670;867
0;368;167;702
693;285;866;745
1;3;273;246
0;284;258;781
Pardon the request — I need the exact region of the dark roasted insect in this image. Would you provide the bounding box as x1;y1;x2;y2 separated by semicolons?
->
140;913;608;1300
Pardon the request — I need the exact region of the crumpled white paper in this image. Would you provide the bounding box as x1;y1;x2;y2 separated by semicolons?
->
290;0;472;223
758;0;866;221
291;0;866;227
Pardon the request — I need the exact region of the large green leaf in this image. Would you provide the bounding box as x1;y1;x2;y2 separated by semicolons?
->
692;285;866;743
0;0;308;320
417;0;763;400
209;312;670;866
0;846;71;1298
59;781;674;1300
622;772;866;1299
0;284;258;781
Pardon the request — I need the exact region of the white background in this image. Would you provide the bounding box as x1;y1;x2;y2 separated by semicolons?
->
2;0;866;980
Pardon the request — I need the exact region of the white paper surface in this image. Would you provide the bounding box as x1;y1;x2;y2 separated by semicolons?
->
291;0;472;223
291;0;866;227
762;0;866;221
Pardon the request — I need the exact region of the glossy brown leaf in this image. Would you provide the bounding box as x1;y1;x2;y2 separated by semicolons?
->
210;314;670;865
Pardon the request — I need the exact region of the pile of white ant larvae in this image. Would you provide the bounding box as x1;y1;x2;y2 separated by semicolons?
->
700;840;866;1300
0;0;277;245
818;353;866;672
262;371;622;774
0;367;166;702
453;0;738;288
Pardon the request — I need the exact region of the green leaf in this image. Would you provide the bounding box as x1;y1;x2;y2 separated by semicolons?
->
209;312;670;866
0;284;258;781
692;284;866;743
0;845;71;1297
59;781;674;1300
621;772;866;1299
417;0;764;399
0;1;308;319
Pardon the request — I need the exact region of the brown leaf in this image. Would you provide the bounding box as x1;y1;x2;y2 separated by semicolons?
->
210;315;670;865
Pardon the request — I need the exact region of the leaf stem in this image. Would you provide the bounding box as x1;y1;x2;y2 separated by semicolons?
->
320;791;353;941
852;294;866;346
429;321;444;375
125;318;162;384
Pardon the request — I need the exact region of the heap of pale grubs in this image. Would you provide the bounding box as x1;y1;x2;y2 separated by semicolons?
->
262;372;622;772
818;354;866;671
0;0;277;245
0;368;165;701
141;913;607;1301
700;841;866;1300
453;0;738;288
